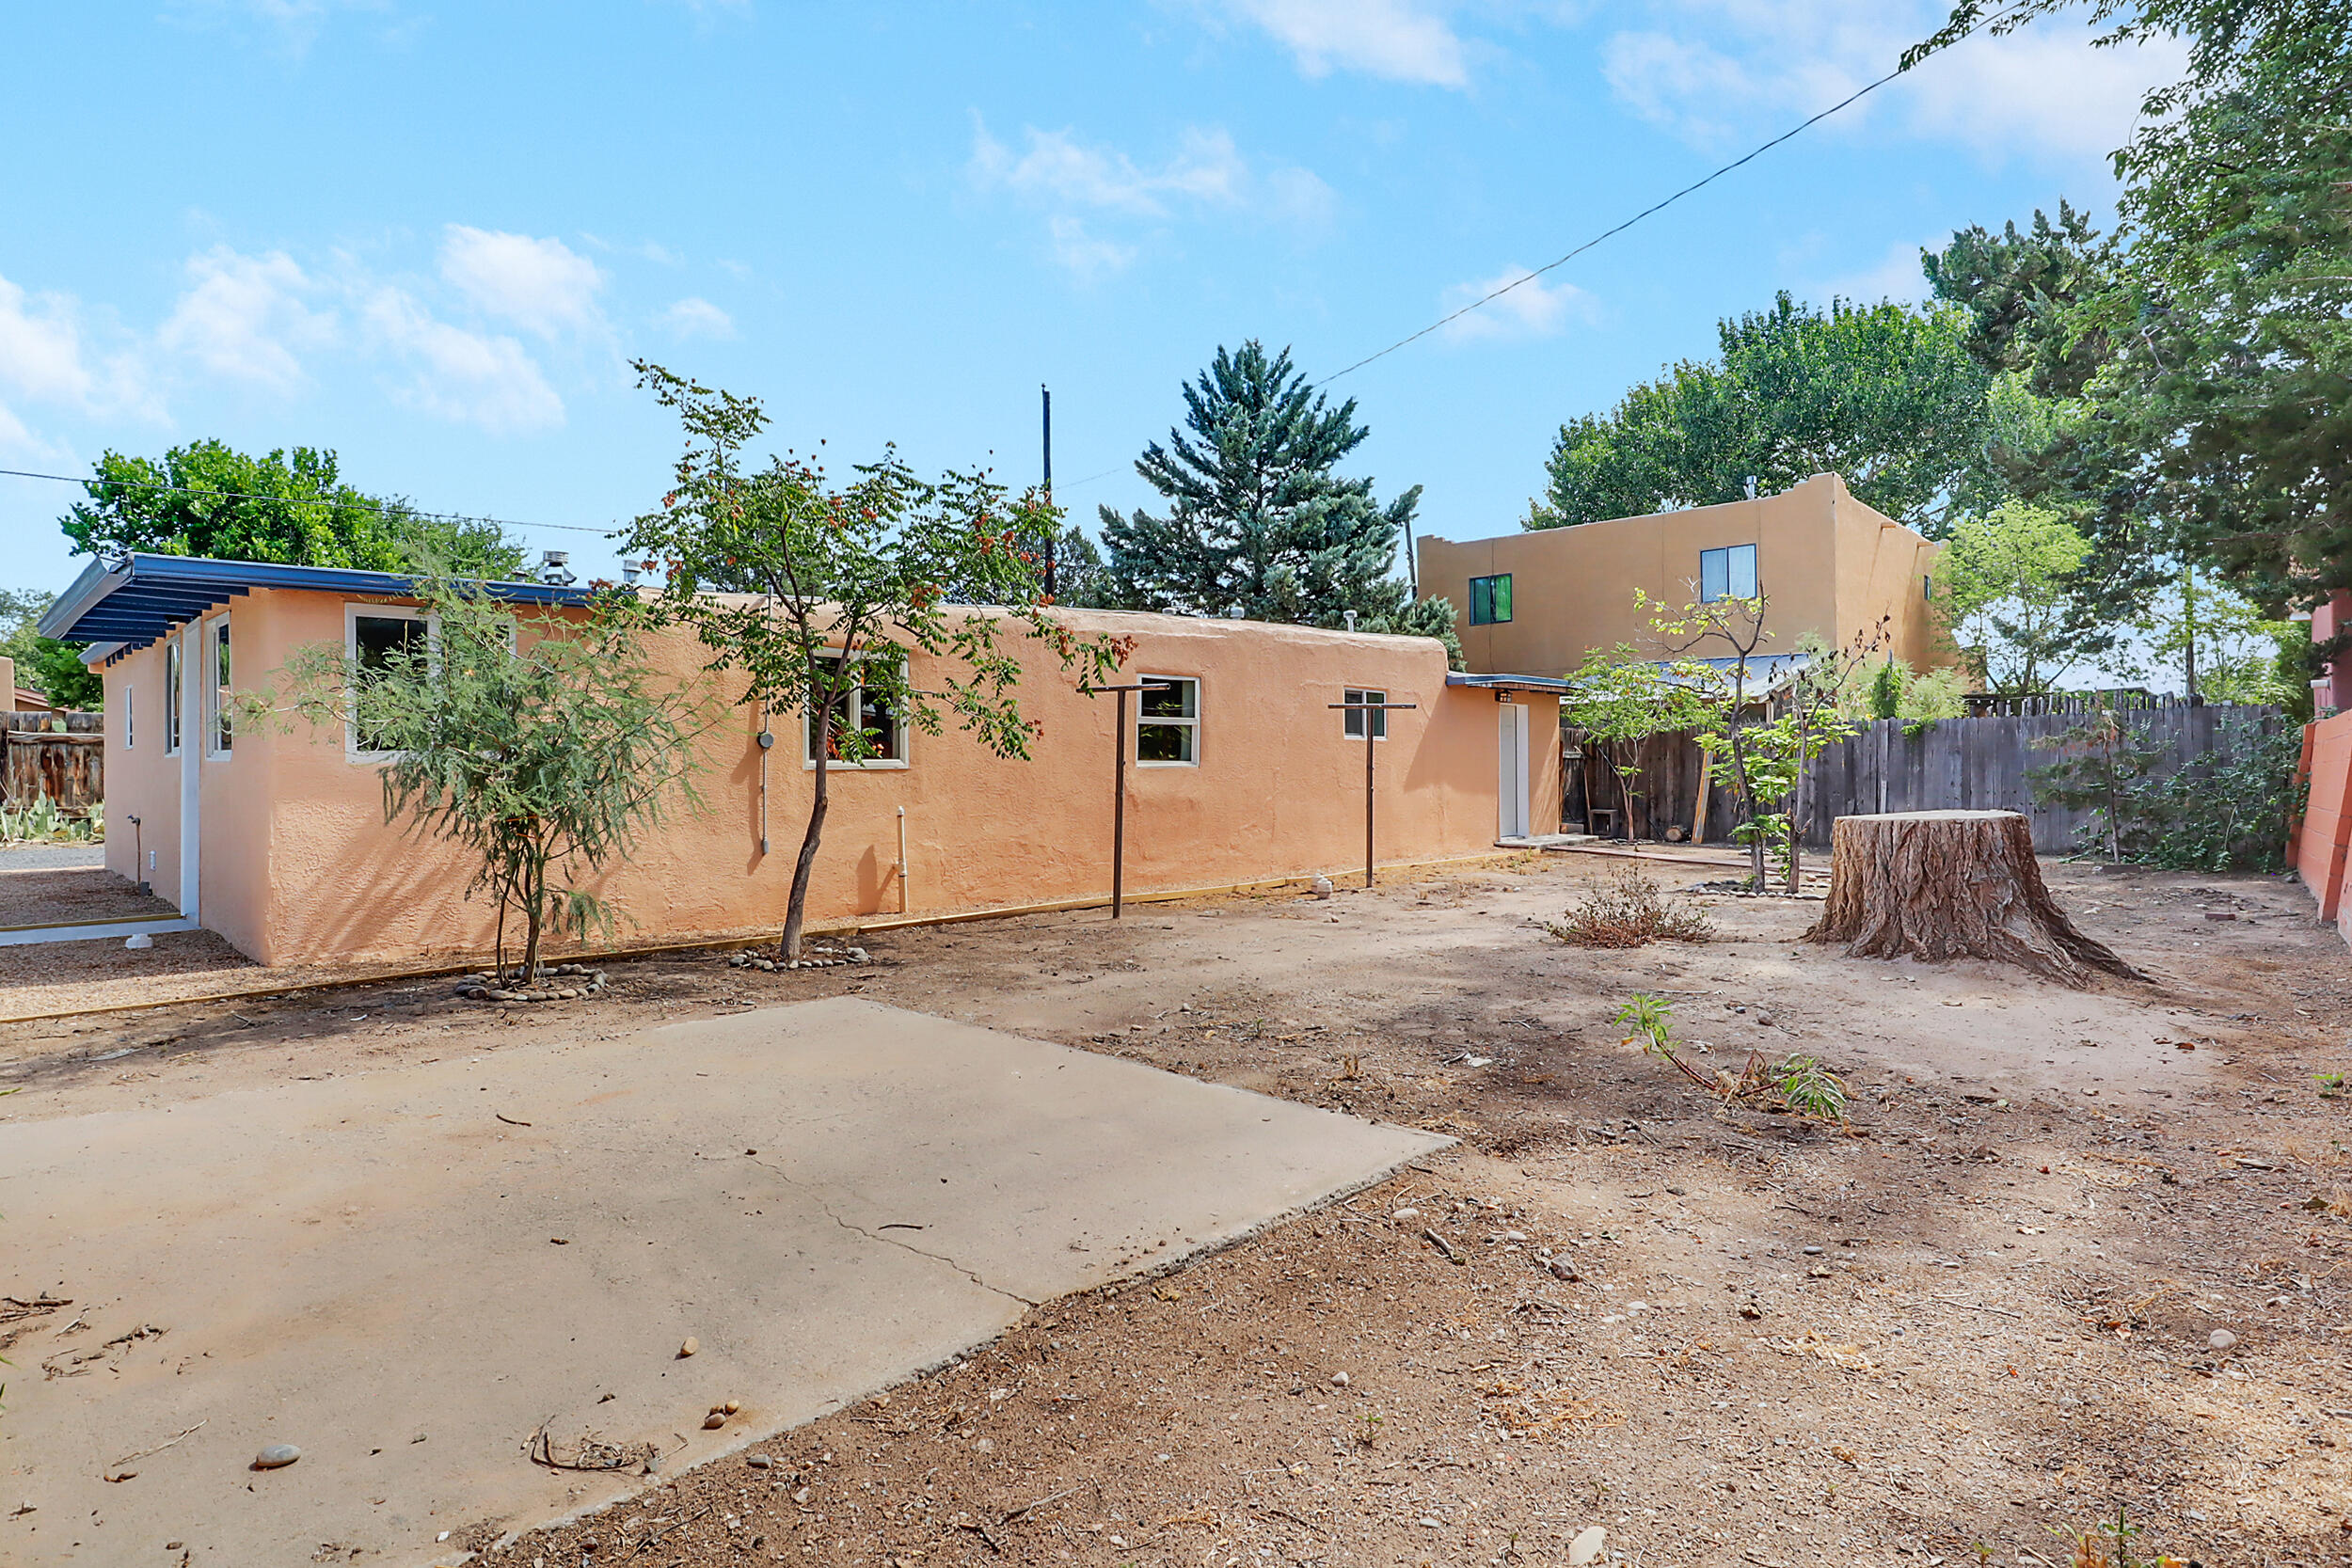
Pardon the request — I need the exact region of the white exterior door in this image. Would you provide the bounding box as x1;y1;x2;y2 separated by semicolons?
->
1497;703;1532;840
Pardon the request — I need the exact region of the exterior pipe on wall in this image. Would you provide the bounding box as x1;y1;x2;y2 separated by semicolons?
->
896;805;910;915
756;703;773;856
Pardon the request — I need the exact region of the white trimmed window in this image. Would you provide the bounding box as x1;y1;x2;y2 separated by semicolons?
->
123;680;134;749
805;654;908;769
164;641;183;754
1136;675;1200;766
345;605;433;758
204;616;232;757
1343;687;1388;740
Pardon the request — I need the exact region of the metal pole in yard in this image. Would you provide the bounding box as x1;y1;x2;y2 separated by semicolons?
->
1085;681;1166;919
1330;699;1417;890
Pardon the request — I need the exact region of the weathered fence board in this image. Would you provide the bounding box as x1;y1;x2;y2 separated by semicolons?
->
3;732;103;813
1565;704;2285;855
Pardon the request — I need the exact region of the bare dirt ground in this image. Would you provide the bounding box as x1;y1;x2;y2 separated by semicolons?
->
4;849;2347;1568
0;861;181;929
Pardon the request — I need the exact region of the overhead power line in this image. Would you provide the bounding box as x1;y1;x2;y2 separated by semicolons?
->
1317;13;2012;386
0;466;616;538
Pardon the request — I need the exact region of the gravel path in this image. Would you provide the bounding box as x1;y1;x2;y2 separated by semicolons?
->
0;843;106;871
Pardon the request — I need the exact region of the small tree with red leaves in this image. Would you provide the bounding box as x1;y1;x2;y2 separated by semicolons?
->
624;363;1125;958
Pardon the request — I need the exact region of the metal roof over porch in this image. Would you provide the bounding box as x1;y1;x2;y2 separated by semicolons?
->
37;553;598;656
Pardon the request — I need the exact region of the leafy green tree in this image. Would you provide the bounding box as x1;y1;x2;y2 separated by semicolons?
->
623;363;1127;959
1934;502;2095;696
1913;1;2352;631
1527;293;1990;536
63;440;526;577
272;580;707;981
1924;202;2119;398
1559;645;1715;840
0;589;103;711
1101;341;1423;628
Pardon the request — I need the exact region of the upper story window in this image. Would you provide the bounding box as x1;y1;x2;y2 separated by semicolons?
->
347;606;432;756
807;653;907;768
165;641;183;754
205;616;232;757
1343;687;1388;740
1699;544;1758;603
1137;675;1199;765
1469;574;1513;626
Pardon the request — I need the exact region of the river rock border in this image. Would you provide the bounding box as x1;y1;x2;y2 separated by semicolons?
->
727;943;869;973
453;962;611;1003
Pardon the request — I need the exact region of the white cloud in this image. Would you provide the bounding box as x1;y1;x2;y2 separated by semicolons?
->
1818;238;1932;306
971;123;1248;218
157;247;337;390
1600;0;2184;164
1438;264;1594;342
1048;217;1139;281
971;119;1334;275
362;287;564;434
659;296;736;340
0;273;156;429
437;226;606;340
1208;0;1469;87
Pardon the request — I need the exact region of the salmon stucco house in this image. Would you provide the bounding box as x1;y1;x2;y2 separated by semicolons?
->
41;553;1565;966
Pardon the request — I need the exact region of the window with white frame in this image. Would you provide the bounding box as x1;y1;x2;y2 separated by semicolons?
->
805;653;907;768
1699;543;1758;603
1343;687;1388;739
1136;675;1199;765
165;641;183;754
205;616;232;756
123;679;134;749
346;605;432;756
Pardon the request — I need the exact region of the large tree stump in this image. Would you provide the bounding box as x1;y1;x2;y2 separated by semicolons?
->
1803;810;2145;987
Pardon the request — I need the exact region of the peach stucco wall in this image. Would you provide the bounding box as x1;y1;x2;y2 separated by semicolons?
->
1417;473;1946;677
101;590;1555;965
2296;711;2352;942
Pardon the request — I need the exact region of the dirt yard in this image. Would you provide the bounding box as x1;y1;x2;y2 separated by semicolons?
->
4;848;2347;1568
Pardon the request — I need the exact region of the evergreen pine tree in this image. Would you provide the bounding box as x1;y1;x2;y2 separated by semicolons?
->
1100;341;1424;629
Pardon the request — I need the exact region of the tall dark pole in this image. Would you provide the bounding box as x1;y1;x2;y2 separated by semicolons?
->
1331;699;1417;889
1041;384;1057;601
1089;681;1164;918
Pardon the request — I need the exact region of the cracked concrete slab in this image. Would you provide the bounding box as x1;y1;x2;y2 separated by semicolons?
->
0;997;1447;1566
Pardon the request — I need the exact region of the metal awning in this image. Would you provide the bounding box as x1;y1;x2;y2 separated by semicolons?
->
1445;671;1573;696
38;553;597;656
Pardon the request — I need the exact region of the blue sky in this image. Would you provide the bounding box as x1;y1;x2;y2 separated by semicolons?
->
0;1;2183;597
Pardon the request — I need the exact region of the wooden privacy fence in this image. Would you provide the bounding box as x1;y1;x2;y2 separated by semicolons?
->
3;711;103;815
1566;704;2286;855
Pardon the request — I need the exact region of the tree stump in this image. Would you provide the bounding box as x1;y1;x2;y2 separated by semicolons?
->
1803;810;2145;987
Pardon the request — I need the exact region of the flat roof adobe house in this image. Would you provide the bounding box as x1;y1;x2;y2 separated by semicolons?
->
41;554;1564;966
1417;473;1948;681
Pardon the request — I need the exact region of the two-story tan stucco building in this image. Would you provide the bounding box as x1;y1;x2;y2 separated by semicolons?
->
1416;473;1947;679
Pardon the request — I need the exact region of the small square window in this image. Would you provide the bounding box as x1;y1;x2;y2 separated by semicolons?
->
1343;688;1388;739
348;608;432;756
806;654;908;768
1469;574;1512;626
1699;544;1757;603
1137;674;1199;765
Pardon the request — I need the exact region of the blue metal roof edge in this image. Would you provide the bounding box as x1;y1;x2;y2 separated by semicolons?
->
1446;671;1573;695
39;552;597;648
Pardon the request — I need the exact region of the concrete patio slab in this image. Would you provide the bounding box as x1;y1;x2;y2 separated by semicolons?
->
0;998;1448;1566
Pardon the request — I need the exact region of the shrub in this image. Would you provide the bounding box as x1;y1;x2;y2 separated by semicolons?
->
1545;867;1713;947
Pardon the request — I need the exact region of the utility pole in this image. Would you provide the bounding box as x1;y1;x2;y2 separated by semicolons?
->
2183;560;2200;705
1041;384;1057;601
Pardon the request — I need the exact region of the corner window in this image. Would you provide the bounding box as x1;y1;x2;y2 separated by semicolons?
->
1136;675;1199;765
1469;574;1512;626
1343;687;1388;740
205;616;232;757
165;641;183;754
1699;544;1758;603
346;606;432;756
806;654;907;768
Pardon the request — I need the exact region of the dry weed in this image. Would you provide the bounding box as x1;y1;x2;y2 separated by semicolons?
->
1543;868;1713;948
